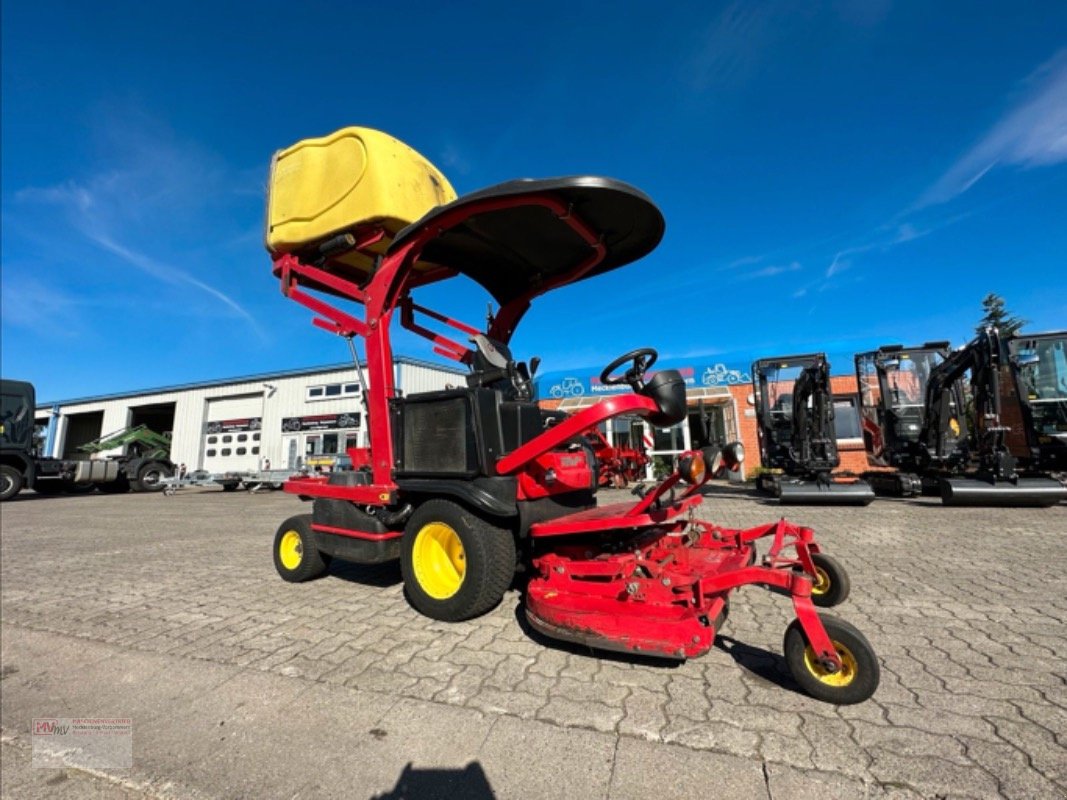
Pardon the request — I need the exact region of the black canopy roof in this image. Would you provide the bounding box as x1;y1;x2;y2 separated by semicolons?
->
390;176;665;306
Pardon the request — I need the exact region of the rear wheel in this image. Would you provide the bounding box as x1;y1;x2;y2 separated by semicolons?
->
273;514;329;582
401;499;516;622
809;553;850;608
0;466;24;501
784;615;879;704
136;462;172;492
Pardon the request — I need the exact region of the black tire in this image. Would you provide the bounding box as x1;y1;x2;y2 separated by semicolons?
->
784;615;880;705
400;499;516;622
221;481;240;492
273;514;330;582
0;465;24;501
136;462;172;493
809;553;850;608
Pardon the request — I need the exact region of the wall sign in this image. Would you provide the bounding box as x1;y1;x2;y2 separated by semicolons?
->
206;417;262;434
281;412;360;432
538;361;753;399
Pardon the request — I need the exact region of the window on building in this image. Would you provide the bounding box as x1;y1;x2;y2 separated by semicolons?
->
236;447;247;456
833;397;862;441
323;433;339;454
251;446;260;455
237;433;247;442
207;435;218;444
222;434;232;443
252;433;260;441
344;433;359;451
307;382;362;401
206;449;217;457
221;448;232;456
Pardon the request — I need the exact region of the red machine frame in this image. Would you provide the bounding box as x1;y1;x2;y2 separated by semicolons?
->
272;182;879;703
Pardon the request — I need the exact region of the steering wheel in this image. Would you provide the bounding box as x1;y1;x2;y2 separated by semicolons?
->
600;348;658;391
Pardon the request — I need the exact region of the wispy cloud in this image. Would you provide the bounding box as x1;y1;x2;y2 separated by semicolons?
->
919;48;1067;207
742;261;803;280
684;2;779;91
13;119;264;337
85;232;264;337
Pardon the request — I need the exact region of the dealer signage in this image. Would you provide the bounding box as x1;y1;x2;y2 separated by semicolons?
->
205;417;262;434
281;412;360;432
537;361;754;399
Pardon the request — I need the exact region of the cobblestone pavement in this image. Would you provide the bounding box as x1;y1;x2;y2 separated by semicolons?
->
1;486;1065;798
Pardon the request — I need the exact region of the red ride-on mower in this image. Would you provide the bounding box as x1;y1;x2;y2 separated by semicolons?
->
266;128;880;704
583;427;649;488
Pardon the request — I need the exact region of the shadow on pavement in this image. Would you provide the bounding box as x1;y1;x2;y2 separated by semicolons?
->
713;634;805;695
329;560;403;588
371;761;495;800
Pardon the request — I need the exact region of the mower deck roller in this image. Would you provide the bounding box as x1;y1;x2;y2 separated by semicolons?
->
778;480;876;506
267;126;882;705
940;477;1067;507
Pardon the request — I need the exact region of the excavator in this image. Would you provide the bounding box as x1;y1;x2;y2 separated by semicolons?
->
855;329;1067;506
854;341;963;497
752;354;875;505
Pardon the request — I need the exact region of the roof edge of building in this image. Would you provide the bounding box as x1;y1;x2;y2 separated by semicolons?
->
38;355;464;409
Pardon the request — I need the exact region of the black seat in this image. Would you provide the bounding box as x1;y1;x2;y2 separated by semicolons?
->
467;334;532;401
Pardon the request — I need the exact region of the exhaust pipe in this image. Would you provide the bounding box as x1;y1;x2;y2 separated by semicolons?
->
940;477;1067;507
778;480;876;506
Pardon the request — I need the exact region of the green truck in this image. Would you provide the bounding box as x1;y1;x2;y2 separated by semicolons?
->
1;379;174;501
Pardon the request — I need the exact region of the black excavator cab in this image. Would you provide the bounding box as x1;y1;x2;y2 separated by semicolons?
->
856;331;1067;506
752;354;874;505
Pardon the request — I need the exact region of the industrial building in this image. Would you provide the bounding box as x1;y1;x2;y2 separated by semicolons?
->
33;349;868;483
33;358;464;474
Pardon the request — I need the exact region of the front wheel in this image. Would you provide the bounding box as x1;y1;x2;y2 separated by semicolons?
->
0;465;24;501
809;553;850;607
273;514;330;582
401;499;516;622
784;615;879;705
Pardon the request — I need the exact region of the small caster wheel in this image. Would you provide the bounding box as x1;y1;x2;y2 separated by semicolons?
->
809;552;850;607
784;614;879;704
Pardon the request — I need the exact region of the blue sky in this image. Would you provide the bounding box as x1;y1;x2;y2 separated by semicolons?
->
3;1;1066;401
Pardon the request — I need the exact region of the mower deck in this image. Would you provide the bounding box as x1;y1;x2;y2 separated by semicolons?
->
527;511;828;661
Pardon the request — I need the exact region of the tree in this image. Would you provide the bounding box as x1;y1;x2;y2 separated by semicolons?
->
975;293;1027;337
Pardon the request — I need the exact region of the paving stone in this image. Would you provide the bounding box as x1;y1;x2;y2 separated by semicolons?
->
3;486;1066;799
617;687;668;741
660;716;761;759
960;735;1067;800
610;736;769;800
764;763;876;800
867;748;1002;798
537;695;623;733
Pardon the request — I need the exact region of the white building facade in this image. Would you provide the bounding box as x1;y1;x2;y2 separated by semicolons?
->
34;358;464;473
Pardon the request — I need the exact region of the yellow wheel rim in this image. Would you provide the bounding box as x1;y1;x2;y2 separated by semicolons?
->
279;530;303;571
804;640;858;687
412;522;466;600
811;566;831;596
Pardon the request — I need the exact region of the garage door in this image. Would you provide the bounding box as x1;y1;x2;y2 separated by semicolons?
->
203;394;263;472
